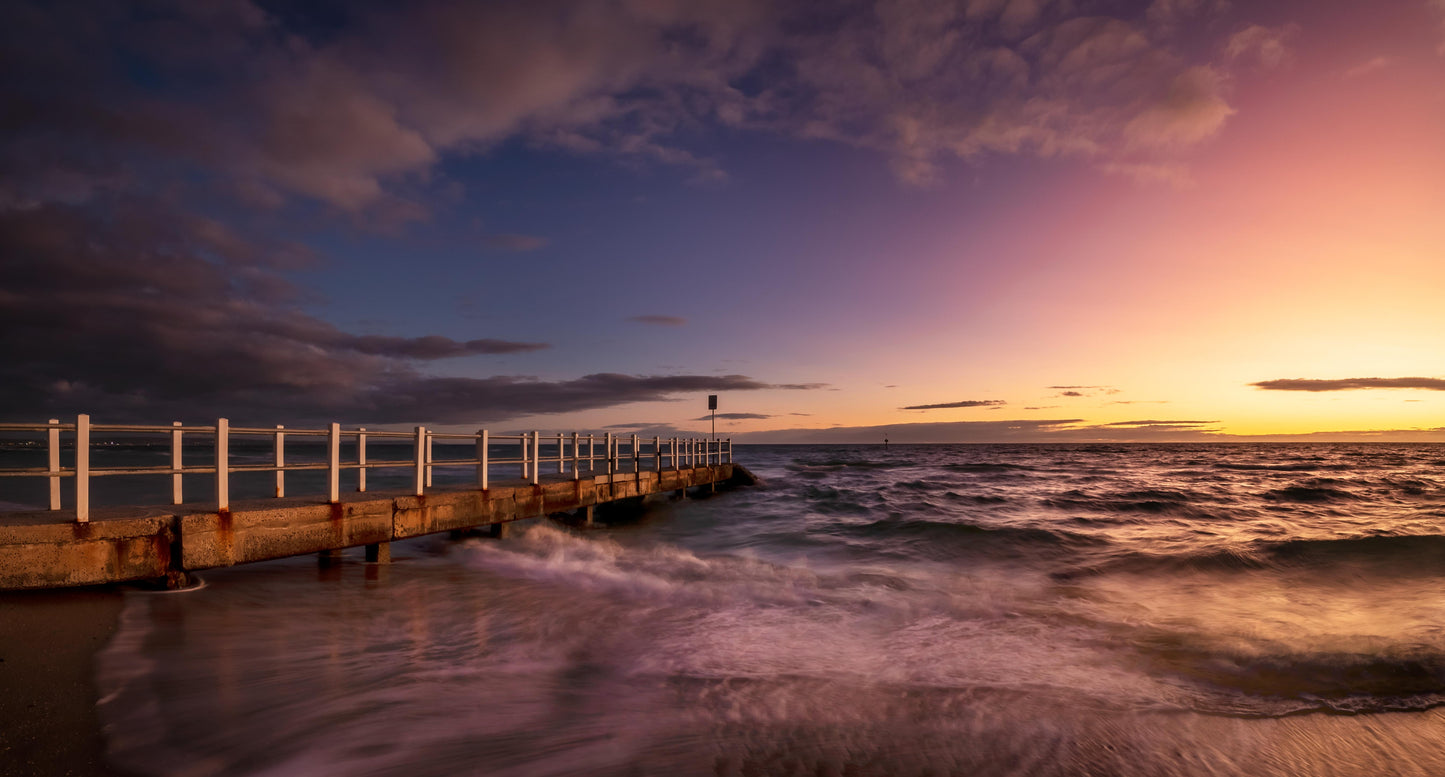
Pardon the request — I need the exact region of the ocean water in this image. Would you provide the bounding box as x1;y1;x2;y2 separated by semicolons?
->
91;444;1445;776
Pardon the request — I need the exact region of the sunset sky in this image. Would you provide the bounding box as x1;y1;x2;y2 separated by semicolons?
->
2;0;1442;441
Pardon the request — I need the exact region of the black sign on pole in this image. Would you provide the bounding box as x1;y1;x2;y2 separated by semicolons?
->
708;395;717;446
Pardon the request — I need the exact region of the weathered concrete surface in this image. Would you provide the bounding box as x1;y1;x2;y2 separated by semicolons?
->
180;496;394;570
0;511;176;590
0;464;747;590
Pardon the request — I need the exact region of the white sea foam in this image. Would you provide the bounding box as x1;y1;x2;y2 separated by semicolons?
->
93;443;1445;776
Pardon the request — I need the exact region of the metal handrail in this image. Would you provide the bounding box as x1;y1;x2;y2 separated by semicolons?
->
0;415;734;522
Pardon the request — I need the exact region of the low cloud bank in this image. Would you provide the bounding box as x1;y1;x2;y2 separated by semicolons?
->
901;400;1006;410
1252;377;1445;392
734;419;1445;443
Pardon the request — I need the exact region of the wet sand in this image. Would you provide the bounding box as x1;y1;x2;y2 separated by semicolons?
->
0;587;135;777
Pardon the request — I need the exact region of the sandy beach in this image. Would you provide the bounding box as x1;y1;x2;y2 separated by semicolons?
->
0;587;134;777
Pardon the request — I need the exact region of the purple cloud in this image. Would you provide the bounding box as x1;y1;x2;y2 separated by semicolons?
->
901;400;1006;410
1252;377;1445;392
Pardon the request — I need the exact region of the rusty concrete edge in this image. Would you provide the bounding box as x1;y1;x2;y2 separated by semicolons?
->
0;464;742;590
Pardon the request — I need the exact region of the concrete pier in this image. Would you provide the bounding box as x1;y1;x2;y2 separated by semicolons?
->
0;465;746;590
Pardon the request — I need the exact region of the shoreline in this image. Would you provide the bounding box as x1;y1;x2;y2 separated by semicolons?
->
0;586;136;777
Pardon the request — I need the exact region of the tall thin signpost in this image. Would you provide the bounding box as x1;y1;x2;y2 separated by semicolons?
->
708;394;717;465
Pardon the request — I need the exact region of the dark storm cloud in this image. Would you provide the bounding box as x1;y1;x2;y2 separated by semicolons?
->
361;373;801;425
0;204;812;424
1;0;1279;422
344;336;548;359
901;400;1006;410
1251;377;1445;392
694;413;772;420
627;315;688;326
0;0;1270;217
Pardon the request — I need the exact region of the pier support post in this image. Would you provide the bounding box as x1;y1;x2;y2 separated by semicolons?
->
318;549;345;566
274;425;285;498
364;542;390;564
488;522;510;539
328;422;341;503
75;414;91;522
578;505;594;527
413;426;425;496
48;419;61;510
358;427;367;492
477;429;488;490
214;417;228;514
172;422;184;505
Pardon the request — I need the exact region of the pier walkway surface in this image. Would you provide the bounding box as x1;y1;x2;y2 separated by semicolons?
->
0;417;751;590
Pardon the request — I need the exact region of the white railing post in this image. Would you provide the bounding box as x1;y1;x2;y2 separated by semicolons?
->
327;422;340;503
605;432;614;478
274;425;285;498
727;438;732;463
557;433;565;475
672;437;679;470
357;427;367;492
171;422;183;505
413;426;426;496
75;414;90;522
654;436;661;472
520;434;529;479
477;429;489;490
588;434;595;470
531;431;540;485
572;432;579;480
631;434;639;473
215;418;229;512
425;430;434;487
47;419;60;510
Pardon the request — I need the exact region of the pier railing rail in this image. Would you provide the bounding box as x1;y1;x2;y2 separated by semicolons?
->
0;416;733;522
